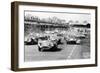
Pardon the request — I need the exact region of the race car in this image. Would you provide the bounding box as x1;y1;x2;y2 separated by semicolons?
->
24;37;38;45
38;37;57;52
66;38;81;44
75;34;86;39
65;35;81;44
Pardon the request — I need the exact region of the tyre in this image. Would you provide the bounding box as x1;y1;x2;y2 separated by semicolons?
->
76;40;81;44
53;44;57;49
57;39;62;44
38;46;43;52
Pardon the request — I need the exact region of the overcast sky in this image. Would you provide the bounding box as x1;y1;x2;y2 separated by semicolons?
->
25;10;91;24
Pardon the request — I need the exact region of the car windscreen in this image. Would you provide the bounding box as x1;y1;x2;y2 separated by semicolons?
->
39;37;48;40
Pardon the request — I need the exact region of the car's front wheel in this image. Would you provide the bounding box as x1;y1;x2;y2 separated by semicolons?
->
38;46;44;52
76;40;81;44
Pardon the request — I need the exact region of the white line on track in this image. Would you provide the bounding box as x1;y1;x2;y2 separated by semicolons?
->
67;45;77;59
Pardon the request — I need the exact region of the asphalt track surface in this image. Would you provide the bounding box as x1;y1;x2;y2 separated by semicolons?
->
24;39;90;62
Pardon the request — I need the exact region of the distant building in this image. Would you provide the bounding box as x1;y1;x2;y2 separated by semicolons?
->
24;21;69;32
70;23;90;35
